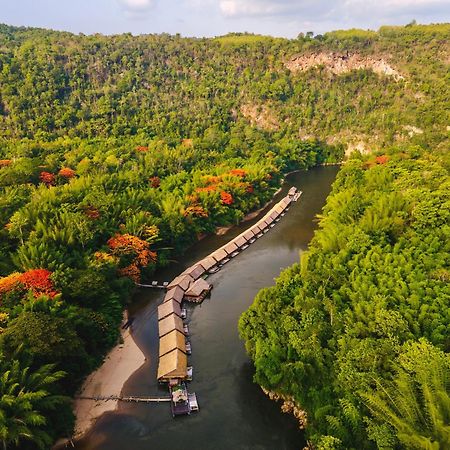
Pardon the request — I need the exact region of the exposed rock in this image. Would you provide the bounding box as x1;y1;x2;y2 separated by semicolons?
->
286;52;404;81
241;103;279;131
261;388;308;429
402;125;424;137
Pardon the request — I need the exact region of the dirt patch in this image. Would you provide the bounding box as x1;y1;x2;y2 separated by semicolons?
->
286;52;404;81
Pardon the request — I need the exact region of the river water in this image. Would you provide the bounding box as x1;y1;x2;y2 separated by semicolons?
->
74;166;339;450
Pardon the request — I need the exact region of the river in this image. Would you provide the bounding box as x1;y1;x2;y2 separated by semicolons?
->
74;166;339;450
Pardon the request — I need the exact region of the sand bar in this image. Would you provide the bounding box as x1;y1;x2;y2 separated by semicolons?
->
72;326;146;439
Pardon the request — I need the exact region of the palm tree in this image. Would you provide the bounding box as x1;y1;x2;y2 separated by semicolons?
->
360;339;450;449
0;350;67;449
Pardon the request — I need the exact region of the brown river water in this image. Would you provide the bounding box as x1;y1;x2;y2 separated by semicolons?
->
73;166;339;450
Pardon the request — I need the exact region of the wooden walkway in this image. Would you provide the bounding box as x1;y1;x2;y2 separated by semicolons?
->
76;395;171;403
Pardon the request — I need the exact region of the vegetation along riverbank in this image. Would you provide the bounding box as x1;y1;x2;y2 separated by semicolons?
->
0;22;448;449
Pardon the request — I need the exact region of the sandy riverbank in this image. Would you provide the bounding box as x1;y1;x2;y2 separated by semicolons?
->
72;325;146;440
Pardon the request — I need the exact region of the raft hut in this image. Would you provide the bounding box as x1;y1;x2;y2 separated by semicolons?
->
157;349;187;382
159;330;186;357
181;263;206;281
167;274;194;292
158;300;181;321
159;313;184;338
233;235;247;249
184;278;212;303
210;248;229;265
164;285;184;304
223;241;239;257
199;255;219;274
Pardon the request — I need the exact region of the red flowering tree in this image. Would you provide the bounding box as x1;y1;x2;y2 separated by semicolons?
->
375;155;389;165
149;176;161;188
59;167;76;179
220;191;234;205
136;146;149;152
19;269;58;298
39;171;55;186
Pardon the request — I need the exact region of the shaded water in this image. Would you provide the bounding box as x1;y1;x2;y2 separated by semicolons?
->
74;166;339;450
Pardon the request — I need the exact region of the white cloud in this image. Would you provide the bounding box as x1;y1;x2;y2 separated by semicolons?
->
119;0;154;13
216;0;449;20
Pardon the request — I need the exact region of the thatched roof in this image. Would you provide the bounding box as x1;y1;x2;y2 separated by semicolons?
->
157;349;187;380
198;256;217;271
182;264;205;280
269;211;279;220
185;278;211;297
223;241;238;255
158;313;184;337
159;330;186;357
288;187;297;196
261;217;272;227
210;248;228;262
158;300;181;321
242;229;255;240
275;204;285;214
166;274;195;291
164;286;184;304
253;222;266;232
282;197;291;206
233;235;247;248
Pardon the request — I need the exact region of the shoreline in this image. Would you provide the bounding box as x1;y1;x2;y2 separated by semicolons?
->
68;324;146;443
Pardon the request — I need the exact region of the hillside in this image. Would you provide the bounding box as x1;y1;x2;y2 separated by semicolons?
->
0;23;448;449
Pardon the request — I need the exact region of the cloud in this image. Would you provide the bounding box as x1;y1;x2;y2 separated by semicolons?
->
216;0;449;21
118;0;154;16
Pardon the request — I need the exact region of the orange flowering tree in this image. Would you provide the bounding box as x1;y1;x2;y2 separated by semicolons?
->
0;269;58;300
183;205;209;218
0;272;22;295
39;171;55;186
58;167;76;179
0;159;12;168
107;233;157;283
220;191;234;205
136;145;149;152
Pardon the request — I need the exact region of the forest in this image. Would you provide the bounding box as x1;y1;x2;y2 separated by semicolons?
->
240;149;450;449
0;22;448;449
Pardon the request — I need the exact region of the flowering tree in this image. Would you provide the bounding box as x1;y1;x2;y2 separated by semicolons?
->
19;269;58;298
0;159;12;168
39;171;55;186
220;191;234;205
149;176;161;188
107;233;157;283
58;167;76;179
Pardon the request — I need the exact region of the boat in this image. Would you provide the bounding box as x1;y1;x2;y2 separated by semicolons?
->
183;324;189;335
170;383;190;417
185;341;192;354
181;308;187;319
230;250;240;257
186;366;193;381
249;238;256;244
241;244;249;250
208;266;219;274
188;393;199;412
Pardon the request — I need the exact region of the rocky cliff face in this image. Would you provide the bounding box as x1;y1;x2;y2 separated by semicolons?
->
285;52;404;81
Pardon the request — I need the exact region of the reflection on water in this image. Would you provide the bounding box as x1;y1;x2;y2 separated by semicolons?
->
74;167;339;450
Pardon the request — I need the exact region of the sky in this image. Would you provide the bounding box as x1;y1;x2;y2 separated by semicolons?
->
1;0;449;38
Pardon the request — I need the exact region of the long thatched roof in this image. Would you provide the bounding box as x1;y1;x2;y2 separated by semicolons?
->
159;330;186;357
158;300;181;321
157;349;187;380
164;285;184;304
158;313;184;337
